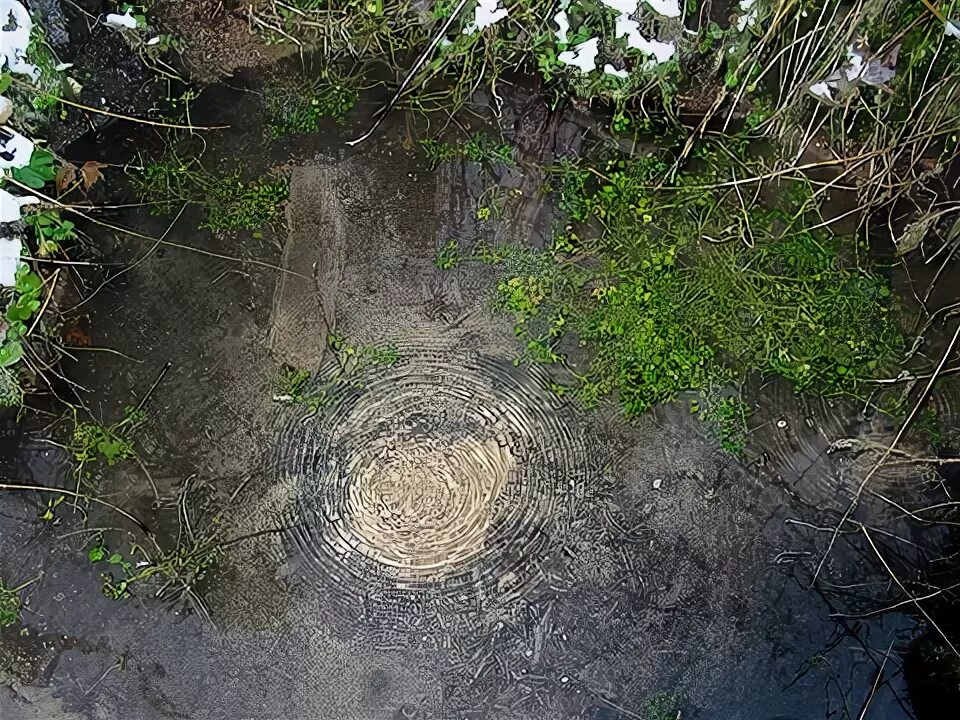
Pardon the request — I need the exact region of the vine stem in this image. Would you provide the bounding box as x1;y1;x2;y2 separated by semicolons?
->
11;79;229;131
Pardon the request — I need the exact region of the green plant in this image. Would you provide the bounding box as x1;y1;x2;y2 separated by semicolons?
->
693;393;750;456
265;69;358;138
641;690;681;720
274;336;400;412
88;536;217;601
913;406;947;453
0;575;40;628
70;405;146;467
421;132;514;169
436;239;462;269
456;147;903;429
131;151;289;232
24;209;77;256
0;266;46;370
204;174;289;232
10;147;56;188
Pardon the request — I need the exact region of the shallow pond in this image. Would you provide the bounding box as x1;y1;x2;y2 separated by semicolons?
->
0;60;935;720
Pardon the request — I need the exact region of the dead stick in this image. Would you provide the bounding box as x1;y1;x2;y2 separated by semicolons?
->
0;482;151;534
810;322;960;586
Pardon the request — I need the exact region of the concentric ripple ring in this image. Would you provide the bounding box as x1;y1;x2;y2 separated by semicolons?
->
271;346;594;610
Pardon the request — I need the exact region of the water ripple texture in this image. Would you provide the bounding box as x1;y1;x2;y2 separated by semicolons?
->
270;346;596;622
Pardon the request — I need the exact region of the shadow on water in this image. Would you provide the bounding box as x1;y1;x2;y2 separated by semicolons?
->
0;50;951;720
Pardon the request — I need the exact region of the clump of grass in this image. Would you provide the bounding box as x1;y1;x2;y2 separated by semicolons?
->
130;151;289;232
265;69;359;139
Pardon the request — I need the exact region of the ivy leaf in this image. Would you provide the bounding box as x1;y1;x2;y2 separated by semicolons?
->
0;73;10;93
11;149;57;189
0;340;23;368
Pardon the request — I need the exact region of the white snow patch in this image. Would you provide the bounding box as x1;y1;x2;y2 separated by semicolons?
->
0;96;12;124
554;11;570;44
0;0;39;79
615;16;676;63
615;15;645;48
0;187;38;223
736;0;757;32
463;0;509;33
601;0;640;14
844;45;865;80
632;36;676;64
808;81;833;101
147;36;162;46
946;20;960;38
105;10;139;30
0;236;20;286
603;63;630;78
558;37;600;73
644;0;681;18
0;125;33;169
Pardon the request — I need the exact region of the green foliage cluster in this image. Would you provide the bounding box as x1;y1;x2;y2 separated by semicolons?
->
275;334;400;412
420;132;515;169
0;581;21;628
641;690;681;720
132;153;289;231
24;209;77;257
265;70;358;138
70;405;146;467
88;536;217;601
449;146;902;443
692;394;750;455
0;268;45;375
0;576;39;628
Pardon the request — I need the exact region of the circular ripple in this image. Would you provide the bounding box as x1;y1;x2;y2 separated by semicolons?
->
271;345;594;621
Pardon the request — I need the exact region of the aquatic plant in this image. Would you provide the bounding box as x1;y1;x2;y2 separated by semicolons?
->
88;535;218;602
70;405;146;468
420;131;515;169
274;336;401;413
130;152;289;231
449;143;903;447
264;68;359;138
0;575;40;628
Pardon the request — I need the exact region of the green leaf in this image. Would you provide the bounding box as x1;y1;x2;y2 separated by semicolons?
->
108;553;124;564
0;73;11;93
0;341;23;368
88;546;106;562
11;149;56;189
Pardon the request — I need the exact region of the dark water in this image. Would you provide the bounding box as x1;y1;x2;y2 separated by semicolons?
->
0;61;939;720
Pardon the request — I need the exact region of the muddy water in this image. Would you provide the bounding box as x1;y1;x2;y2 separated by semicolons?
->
0;69;927;720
